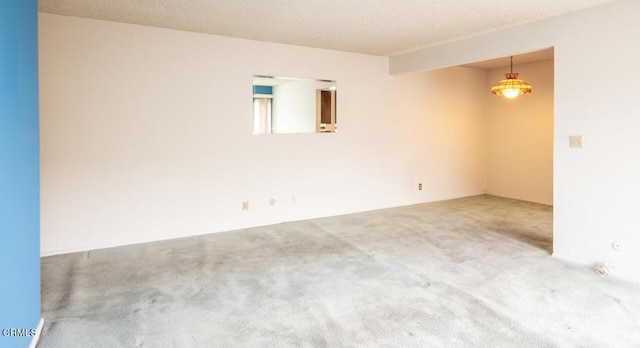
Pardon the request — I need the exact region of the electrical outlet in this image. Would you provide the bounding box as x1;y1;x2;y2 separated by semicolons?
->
242;201;249;211
569;135;583;148
418;183;423;191
612;241;623;251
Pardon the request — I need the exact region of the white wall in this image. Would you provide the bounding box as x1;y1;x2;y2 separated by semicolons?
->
392;61;554;206
38;13;385;254
485;59;554;205
391;0;640;284
390;67;487;201
39;14;487;255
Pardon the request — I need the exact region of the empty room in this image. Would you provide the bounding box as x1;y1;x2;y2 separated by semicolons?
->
2;0;640;347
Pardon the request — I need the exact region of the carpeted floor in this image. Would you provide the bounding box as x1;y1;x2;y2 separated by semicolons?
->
40;195;640;347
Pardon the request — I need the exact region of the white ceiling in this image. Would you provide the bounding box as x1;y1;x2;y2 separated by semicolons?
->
38;0;613;57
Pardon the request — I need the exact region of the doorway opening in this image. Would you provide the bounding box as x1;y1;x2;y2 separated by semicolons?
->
462;47;555;253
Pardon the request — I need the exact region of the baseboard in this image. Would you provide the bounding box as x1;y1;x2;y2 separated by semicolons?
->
553;252;640;285
484;192;553;206
38;197;460;257
551;252;584;266
29;318;43;348
40;194;544;258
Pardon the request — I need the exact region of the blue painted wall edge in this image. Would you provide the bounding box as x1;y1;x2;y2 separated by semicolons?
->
0;0;41;347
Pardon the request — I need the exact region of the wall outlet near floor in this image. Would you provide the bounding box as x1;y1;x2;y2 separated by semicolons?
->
569;135;583;148
242;201;249;211
612;241;623;251
418;183;423;191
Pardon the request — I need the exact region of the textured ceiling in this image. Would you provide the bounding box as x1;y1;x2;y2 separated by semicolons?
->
38;0;613;56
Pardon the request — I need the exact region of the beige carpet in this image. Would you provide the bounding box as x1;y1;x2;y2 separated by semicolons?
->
40;195;640;347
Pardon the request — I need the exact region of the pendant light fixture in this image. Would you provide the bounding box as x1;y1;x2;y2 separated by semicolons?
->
491;56;532;99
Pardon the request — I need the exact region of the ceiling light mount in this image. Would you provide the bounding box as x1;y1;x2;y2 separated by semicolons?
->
491;56;532;99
